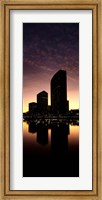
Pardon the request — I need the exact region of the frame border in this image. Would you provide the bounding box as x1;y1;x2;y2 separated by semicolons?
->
0;0;101;199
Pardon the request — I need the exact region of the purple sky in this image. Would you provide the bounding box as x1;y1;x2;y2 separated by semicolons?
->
23;23;79;112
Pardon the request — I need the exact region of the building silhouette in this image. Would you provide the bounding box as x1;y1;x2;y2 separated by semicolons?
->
37;91;48;113
29;102;37;113
51;70;67;114
67;100;69;112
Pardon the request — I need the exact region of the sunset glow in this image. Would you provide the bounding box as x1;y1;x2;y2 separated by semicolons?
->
23;23;79;112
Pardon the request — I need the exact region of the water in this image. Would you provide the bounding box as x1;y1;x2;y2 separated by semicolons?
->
23;121;79;177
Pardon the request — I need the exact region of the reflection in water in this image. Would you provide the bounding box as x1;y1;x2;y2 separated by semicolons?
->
37;124;48;145
29;122;37;134
23;121;79;177
51;124;69;158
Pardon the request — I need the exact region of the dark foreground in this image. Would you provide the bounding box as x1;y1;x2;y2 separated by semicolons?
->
23;121;79;177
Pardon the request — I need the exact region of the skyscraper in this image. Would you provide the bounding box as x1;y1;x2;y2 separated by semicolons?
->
37;91;48;113
29;102;37;113
51;70;67;114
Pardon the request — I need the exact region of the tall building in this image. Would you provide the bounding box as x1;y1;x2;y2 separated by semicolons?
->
51;70;67;114
37;91;48;113
66;100;69;112
29;102;37;113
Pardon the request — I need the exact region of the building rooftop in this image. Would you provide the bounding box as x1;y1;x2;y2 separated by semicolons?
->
37;90;48;96
51;69;66;82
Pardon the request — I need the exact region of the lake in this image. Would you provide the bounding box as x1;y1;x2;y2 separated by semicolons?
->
23;121;79;177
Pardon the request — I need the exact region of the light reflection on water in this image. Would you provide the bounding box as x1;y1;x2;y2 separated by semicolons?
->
23;122;79;151
23;121;79;177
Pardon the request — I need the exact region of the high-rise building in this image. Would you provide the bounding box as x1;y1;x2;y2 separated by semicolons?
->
66;100;69;112
51;70;67;114
29;102;37;113
37;91;48;113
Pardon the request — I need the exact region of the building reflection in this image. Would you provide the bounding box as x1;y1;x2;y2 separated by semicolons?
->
25;122;79;177
28;122;37;134
28;122;70;151
37;124;48;145
51;124;69;160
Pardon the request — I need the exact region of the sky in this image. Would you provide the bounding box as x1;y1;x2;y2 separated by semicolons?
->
23;23;79;112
